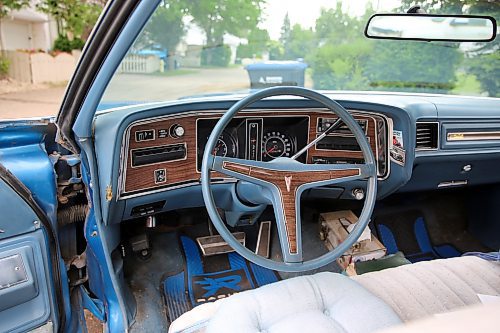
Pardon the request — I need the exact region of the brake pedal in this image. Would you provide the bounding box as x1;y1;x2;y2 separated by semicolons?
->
196;232;246;256
255;221;271;258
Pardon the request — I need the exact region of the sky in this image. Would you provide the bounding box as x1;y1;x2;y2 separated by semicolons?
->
261;0;401;39
185;0;401;44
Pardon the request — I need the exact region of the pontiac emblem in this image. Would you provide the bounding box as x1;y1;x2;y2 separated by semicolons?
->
285;175;292;192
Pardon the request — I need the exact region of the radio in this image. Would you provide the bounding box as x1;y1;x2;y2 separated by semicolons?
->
131;143;187;167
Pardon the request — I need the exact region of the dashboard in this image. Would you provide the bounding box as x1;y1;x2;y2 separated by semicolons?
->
119;109;390;197
91;93;500;225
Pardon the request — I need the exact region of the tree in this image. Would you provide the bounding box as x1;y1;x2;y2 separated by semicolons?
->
366;41;462;93
37;0;103;45
144;1;186;70
279;13;291;55
0;0;30;50
309;5;373;90
399;0;499;96
465;2;499;96
186;0;264;66
236;28;270;59
283;24;315;60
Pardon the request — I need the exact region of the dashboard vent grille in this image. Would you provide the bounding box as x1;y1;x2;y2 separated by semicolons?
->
416;122;439;150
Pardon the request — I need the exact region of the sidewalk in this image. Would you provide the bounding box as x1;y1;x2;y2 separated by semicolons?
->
0;82;66;119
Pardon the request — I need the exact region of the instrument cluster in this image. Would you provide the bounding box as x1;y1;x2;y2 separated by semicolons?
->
196;116;309;170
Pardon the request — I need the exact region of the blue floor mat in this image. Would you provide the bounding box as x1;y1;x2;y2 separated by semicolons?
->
377;217;461;263
163;236;279;322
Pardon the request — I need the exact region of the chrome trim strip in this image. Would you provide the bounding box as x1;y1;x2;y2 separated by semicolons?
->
447;131;500;141
438;180;467;188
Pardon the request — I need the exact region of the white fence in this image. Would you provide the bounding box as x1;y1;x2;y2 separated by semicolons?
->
4;50;81;84
118;54;161;73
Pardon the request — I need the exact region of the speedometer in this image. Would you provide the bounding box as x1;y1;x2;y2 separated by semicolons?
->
262;131;293;161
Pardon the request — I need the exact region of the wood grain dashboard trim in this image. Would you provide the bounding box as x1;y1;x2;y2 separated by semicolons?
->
118;109;390;199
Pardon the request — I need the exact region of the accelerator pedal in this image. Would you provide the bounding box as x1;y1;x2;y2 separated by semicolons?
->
255;221;272;258
196;232;246;256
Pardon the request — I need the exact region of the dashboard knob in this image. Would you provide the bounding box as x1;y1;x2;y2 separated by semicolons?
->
170;124;185;138
352;188;365;200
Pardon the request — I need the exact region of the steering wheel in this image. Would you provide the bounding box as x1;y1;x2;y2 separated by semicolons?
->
201;87;377;272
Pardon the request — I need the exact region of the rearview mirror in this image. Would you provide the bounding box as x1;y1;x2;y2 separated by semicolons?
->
365;14;496;42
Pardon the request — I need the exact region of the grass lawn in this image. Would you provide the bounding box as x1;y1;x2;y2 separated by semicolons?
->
452;72;483;96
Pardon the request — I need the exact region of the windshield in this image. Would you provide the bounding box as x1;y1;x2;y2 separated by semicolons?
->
99;0;499;110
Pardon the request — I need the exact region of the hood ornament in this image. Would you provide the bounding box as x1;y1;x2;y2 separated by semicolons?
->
285;175;292;192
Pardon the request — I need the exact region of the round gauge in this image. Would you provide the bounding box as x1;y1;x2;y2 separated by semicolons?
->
211;131;237;157
262;131;293;160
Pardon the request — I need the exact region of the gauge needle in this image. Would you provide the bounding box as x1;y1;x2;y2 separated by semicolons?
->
291;118;343;160
267;146;277;153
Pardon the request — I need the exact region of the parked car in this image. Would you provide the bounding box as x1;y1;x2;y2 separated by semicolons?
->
0;1;498;333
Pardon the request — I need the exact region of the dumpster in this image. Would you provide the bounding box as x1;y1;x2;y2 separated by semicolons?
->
245;61;308;88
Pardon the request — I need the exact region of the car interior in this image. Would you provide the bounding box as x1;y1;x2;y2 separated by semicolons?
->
0;1;499;333
93;83;500;333
85;3;500;333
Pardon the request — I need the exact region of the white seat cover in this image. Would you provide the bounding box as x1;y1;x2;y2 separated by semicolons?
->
171;272;401;333
169;256;500;333
353;256;500;321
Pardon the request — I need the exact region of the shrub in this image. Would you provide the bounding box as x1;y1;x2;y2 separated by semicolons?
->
53;35;86;52
0;56;10;79
201;45;231;67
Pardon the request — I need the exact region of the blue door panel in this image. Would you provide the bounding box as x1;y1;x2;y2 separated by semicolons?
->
0;172;59;332
0;233;52;333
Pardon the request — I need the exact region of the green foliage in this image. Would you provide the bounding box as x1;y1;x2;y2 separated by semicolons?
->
201;44;231;67
185;0;264;66
146;2;185;53
309;5;374;90
279;13;291;51
268;40;284;60
467;52;500;97
0;56;10;79
309;3;464;93
365;41;462;93
236;28;270;59
284;25;316;60
37;0;103;42
311;39;372;90
0;0;30;18
53;35;85;52
464;1;499;97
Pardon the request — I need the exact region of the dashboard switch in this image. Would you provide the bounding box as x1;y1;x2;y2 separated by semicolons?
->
170;124;185;138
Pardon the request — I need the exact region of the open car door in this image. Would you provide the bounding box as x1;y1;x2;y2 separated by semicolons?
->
0;120;67;332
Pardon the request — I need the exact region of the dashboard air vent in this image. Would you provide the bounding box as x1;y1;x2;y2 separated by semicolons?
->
416;122;439;150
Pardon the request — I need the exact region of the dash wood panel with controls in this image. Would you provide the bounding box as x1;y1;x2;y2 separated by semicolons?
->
120;109;388;197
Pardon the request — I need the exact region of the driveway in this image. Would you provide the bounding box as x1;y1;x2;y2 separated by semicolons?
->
102;66;249;102
0;67;249;120
0;66;315;119
0;86;66;120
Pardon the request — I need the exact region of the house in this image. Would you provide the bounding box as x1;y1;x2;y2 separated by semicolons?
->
0;1;57;51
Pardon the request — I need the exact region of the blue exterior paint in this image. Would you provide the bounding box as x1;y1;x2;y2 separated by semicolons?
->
80;162;127;332
0;121;58;226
